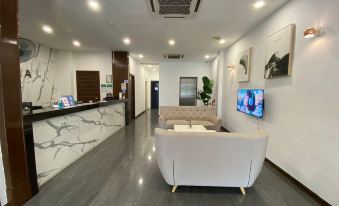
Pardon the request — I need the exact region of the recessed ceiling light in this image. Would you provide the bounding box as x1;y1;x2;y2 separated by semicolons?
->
139;54;143;59
42;25;53;34
168;39;175;46
219;39;226;44
88;0;101;11
73;40;81;47
148;65;152;68
153;68;156;71
253;1;266;9
138;178;144;185
123;37;131;45
205;55;210;59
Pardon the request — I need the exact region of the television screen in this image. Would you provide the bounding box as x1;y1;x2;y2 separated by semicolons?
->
237;89;264;118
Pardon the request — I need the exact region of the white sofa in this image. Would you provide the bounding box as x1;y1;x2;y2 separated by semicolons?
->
159;106;222;130
154;128;269;194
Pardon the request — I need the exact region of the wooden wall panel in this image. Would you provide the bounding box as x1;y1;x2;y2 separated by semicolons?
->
0;0;33;205
112;51;129;98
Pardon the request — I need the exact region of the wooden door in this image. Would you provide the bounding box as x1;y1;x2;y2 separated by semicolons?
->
76;71;100;102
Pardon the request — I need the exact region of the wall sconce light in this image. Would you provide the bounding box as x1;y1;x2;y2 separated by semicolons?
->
304;27;317;38
226;65;235;70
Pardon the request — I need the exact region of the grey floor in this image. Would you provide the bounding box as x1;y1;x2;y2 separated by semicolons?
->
26;110;320;206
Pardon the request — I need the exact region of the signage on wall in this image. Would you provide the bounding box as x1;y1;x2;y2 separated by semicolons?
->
101;84;113;93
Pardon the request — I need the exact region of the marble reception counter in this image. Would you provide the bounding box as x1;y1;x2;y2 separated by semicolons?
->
23;100;127;194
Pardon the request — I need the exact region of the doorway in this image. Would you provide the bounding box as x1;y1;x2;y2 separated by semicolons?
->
179;77;197;106
76;71;100;102
151;81;159;109
129;75;135;119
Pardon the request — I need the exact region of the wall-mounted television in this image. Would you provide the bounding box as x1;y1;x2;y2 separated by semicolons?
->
237;89;264;118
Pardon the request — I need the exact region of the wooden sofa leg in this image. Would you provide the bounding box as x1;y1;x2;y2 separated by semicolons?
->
240;187;246;195
172;185;178;193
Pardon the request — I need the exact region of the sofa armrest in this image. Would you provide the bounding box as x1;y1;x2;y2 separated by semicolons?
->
209;115;222;131
158;115;166;129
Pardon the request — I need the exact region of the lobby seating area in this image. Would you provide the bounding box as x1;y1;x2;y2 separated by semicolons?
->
0;0;337;206
159;106;222;130
155;128;269;194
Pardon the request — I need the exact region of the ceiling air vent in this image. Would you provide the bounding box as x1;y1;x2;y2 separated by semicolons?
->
146;0;203;19
163;53;184;60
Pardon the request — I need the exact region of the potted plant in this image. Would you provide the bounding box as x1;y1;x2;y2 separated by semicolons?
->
197;76;214;106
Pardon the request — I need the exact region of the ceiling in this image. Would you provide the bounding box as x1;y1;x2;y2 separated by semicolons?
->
19;0;288;63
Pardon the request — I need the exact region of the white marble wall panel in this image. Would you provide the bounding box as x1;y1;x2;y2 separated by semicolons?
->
33;103;125;186
20;44;58;107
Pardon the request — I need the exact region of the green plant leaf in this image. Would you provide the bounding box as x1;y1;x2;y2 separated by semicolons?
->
209;80;214;88
202;76;210;86
203;86;212;94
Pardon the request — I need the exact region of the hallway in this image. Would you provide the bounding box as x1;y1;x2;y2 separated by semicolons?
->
25;110;319;206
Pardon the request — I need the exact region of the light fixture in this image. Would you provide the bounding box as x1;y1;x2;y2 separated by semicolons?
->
168;39;175;46
304;27;317;38
139;54;143;59
205;55;210;59
152;146;156;152
73;40;81;47
42;25;53;34
138;178;144;185
88;0;101;11
153;68;156;71
123;37;131;45
253;1;266;9
219;39;226;44
147;155;152;161
227;65;235;70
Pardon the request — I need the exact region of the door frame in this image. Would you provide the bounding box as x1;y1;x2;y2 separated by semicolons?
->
129;74;136;119
150;81;159;109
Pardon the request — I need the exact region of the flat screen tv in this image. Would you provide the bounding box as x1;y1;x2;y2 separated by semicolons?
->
237;89;264;118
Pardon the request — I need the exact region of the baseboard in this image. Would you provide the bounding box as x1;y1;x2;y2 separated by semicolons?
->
265;158;331;206
135;110;146;119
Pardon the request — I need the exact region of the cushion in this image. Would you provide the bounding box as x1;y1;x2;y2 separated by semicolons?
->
165;120;215;130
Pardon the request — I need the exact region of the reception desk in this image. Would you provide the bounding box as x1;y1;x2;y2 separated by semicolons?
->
23;100;127;194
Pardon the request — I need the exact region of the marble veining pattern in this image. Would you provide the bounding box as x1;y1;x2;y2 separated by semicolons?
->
33;103;125;186
20;44;58;107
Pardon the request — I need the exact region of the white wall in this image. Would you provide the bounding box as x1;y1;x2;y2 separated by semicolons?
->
220;0;339;205
56;50;112;100
159;62;210;106
129;56;146;116
55;50;73;97
209;57;219;102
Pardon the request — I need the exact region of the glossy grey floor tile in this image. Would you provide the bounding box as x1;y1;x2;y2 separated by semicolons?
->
25;110;320;206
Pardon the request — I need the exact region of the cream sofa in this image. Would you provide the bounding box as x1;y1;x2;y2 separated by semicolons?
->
154;128;269;194
159;106;221;130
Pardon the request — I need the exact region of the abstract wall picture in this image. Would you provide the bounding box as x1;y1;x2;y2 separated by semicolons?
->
237;47;253;82
265;24;295;79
